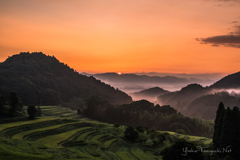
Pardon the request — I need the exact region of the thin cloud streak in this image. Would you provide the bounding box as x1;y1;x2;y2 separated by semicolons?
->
198;26;240;48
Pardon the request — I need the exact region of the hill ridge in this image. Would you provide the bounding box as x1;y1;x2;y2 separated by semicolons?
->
0;52;132;106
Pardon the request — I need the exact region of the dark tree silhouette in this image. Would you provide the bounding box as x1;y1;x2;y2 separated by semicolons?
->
213;102;225;149
213;103;240;159
220;107;235;149
0;95;5;115
8;91;19;116
0;95;6;105
124;126;139;142
230;106;240;159
136;126;145;133
27;105;37;119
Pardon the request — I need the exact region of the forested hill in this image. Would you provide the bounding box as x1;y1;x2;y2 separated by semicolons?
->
210;71;240;89
131;87;170;101
132;87;169;97
0;52;132;105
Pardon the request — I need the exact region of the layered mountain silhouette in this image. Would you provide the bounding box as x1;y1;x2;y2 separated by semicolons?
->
184;92;240;120
94;73;193;93
94;72;189;84
157;72;240;120
210;71;240;89
0;52;132;106
157;84;211;111
130;87;169;101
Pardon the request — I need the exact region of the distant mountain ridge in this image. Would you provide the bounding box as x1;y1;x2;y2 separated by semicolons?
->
158;84;211;111
131;87;170;101
0;52;132;105
94;72;189;84
157;71;240;120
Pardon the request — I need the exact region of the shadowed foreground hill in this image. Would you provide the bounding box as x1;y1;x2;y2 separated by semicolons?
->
0;52;132;106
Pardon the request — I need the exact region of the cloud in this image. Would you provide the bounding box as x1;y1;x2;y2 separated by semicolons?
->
197;26;240;48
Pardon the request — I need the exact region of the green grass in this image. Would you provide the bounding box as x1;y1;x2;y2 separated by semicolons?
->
68;147;103;160
60;113;77;117
0;147;51;160
203;139;212;145
177;134;186;139
36;127;92;148
102;138;118;149
12;121;81;140
159;131;212;144
159;131;176;135
0;118;58;132
0;137;52;160
84;145;105;157
116;151;135;160
75;131;97;142
0;105;213;160
146;151;163;160
88;133;108;145
130;147;155;160
34;106;57;109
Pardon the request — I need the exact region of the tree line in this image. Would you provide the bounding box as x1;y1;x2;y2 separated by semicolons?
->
81;96;214;138
0;91;41;119
213;102;240;159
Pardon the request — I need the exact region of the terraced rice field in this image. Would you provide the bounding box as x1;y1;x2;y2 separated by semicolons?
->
0;106;212;160
159;131;212;146
130;147;155;160
36;126;92;148
116;151;135;160
88;133;108;145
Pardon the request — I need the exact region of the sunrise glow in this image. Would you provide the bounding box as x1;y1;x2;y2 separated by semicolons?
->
0;0;240;74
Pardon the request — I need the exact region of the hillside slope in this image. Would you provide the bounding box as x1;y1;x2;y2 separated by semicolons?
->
132;87;169;97
130;87;169;101
183;92;240;120
0;106;213;160
157;72;240;120
0;52;132;105
157;84;211;112
210;71;240;89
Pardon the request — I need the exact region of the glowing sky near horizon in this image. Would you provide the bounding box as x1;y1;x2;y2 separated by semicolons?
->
0;0;240;74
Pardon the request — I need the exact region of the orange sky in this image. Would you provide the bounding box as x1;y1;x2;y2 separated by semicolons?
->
0;0;240;74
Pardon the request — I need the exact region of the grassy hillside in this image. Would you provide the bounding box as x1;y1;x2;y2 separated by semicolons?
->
0;106;212;160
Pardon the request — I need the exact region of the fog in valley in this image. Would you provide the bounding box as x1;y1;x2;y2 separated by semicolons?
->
93;72;224;92
92;72;225;102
